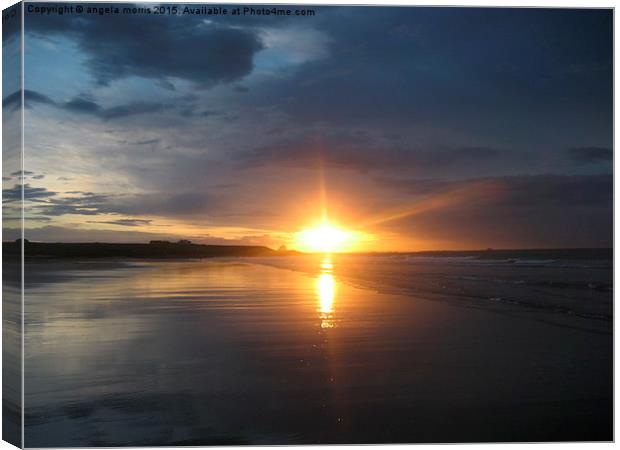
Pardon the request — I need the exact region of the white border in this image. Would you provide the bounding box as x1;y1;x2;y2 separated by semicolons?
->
0;1;616;449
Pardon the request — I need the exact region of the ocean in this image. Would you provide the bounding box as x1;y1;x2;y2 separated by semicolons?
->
10;250;612;445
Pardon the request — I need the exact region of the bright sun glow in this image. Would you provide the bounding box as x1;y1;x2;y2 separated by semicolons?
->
295;222;354;253
317;273;335;314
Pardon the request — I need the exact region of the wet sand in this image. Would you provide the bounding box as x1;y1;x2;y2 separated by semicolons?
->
19;258;612;446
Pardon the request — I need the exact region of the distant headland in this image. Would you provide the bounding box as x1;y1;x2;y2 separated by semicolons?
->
2;239;612;261
3;239;298;259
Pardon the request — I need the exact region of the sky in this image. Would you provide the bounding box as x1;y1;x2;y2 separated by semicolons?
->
2;4;613;251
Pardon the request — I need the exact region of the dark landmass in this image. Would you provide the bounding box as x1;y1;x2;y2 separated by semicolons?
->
2;240;612;261
3;240;298;259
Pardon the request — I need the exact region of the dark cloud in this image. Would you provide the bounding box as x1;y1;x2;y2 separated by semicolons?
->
4;215;52;223
2;4;20;42
2;91;21;110
34;191;110;216
450;147;500;159
374;174;612;248
10;170;35;176
240;135;501;173
22;88;209;121
18;89;173;120
3;184;57;202
381;174;612;207
62;95;162;119
13;186;220;220
375;178;455;195
567;146;612;164
26;10;264;88
64;97;101;114
87;219;153;227
130;139;160;146
247;8;611;154
26;90;57;107
7;89;152;121
2;90;56;111
100;102;164;119
35;204;100;216
240;135;382;171
108;192;220;217
498;174;612;207
179;104;222;118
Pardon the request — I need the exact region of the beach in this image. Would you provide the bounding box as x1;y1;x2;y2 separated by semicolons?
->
19;254;612;446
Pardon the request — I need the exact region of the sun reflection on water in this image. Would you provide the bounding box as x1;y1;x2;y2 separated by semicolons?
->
317;256;336;328
320;260;333;271
318;273;335;314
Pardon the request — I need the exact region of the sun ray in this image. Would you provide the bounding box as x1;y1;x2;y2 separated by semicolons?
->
360;179;505;228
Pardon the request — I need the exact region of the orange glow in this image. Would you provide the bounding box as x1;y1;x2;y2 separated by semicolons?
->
294;221;358;253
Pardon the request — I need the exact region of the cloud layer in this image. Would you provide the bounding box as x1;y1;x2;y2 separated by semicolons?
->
4;5;612;249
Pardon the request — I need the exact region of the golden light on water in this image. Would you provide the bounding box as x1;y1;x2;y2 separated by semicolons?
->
320;260;333;270
316;256;336;328
317;273;335;314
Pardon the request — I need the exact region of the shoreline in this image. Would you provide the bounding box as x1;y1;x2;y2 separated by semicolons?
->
12;254;613;336
3;241;612;260
19;258;613;444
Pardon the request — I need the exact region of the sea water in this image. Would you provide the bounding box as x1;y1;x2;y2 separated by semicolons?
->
15;252;612;446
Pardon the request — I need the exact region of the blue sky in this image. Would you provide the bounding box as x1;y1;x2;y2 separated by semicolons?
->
3;5;613;250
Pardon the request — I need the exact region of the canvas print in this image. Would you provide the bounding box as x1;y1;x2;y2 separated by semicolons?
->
2;2;613;447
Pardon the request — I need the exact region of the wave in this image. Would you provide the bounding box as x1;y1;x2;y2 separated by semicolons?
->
249;254;613;331
392;255;611;269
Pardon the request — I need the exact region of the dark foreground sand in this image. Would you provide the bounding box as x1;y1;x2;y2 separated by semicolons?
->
10;257;612;446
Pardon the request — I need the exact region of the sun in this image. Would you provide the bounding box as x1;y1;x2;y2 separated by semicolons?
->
295;221;354;253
